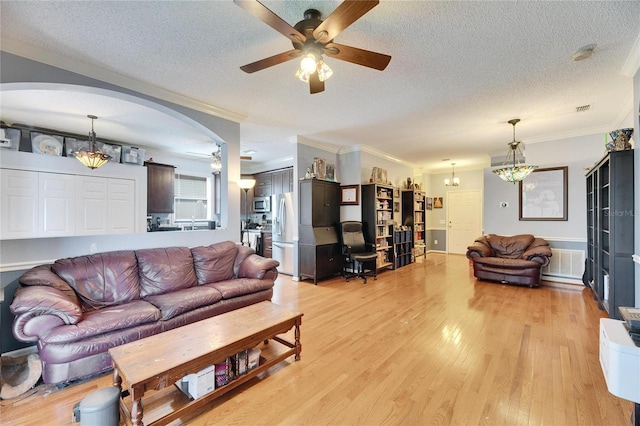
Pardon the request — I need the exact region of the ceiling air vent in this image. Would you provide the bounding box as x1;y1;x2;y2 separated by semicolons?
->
576;105;591;112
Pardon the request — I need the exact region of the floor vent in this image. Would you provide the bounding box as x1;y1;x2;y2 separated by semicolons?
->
543;249;585;278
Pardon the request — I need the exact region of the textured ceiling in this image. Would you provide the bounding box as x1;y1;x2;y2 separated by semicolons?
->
1;1;639;173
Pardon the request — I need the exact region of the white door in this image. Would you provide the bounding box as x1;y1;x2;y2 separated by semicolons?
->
39;172;76;237
447;190;482;254
0;169;39;239
76;176;108;235
108;178;135;234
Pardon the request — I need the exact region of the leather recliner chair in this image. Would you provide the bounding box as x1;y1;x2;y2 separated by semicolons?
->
466;234;552;287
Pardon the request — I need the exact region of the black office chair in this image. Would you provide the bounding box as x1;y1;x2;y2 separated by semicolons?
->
339;221;378;284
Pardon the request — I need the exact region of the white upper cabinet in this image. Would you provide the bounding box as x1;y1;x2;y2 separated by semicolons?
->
108;178;135;234
1;168;136;240
0;169;39;239
39;172;76;237
76;176;108;235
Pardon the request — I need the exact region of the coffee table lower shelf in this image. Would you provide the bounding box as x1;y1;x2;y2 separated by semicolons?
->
120;339;295;425
109;301;303;426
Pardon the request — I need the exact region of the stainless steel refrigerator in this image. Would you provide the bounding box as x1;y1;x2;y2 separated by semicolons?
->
271;192;294;275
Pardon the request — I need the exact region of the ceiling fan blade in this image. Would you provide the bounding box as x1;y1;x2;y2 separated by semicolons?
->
240;49;301;73
324;42;391;71
234;0;306;43
309;72;325;94
312;0;379;42
240;156;252;160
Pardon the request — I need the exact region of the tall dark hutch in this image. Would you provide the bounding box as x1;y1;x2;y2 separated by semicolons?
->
299;179;341;284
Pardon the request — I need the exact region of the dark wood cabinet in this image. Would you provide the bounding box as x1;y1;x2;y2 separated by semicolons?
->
300;179;340;227
299;179;341;284
145;161;175;214
585;149;635;320
262;232;272;258
254;173;272;197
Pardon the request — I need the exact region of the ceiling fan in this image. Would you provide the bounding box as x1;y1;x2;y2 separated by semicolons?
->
234;0;391;94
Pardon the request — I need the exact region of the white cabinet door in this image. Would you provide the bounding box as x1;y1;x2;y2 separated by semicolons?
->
76;176;108;235
0;169;39;239
39;172;75;237
108;178;135;234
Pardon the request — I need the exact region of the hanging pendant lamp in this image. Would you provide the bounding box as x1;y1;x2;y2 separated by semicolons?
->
72;115;111;169
444;163;460;186
492;119;537;183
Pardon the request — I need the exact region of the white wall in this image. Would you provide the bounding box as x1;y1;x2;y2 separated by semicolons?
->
483;133;610;240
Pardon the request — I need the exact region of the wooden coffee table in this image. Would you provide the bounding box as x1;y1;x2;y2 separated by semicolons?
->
109;301;303;426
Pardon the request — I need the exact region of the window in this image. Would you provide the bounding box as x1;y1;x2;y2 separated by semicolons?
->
174;174;209;220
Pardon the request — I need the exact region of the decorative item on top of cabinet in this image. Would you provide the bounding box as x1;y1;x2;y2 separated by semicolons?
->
145;161;175;214
585;149;634;320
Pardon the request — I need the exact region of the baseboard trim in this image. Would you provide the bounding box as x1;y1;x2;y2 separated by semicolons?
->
1;345;38;358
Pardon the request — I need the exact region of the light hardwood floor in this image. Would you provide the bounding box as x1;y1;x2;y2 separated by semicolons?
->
1;254;633;425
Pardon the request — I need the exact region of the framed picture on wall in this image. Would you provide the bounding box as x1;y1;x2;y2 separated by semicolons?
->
340;184;359;205
434;197;443;208
426;197;433;210
519;166;568;221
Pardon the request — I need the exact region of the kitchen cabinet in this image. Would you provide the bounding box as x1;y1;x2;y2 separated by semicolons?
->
76;177;135;235
1;169;39;239
39;172;76;237
254;173;272;197
262;232;273;258
271;168;293;194
145;161;175;214
108;178;136;234
1;168;135;239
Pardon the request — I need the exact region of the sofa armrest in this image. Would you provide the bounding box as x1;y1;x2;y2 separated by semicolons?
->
10;285;83;342
522;242;552;266
237;254;280;280
466;241;493;259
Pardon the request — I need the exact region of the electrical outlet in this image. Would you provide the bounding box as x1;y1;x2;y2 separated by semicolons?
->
500;202;509;208
434;239;438;245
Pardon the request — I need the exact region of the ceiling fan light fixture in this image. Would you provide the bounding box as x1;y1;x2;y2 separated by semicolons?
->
300;53;318;73
316;60;333;82
73;115;111;170
492;119;538;184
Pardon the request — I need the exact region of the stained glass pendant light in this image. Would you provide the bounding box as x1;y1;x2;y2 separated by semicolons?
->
73;115;111;169
492;119;537;183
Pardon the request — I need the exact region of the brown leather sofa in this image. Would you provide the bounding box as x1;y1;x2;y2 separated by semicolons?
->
466;234;552;287
10;241;279;385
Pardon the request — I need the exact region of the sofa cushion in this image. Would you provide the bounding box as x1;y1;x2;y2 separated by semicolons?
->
144;286;223;320
486;234;535;259
40;300;161;344
473;256;542;270
206;278;274;300
137;247;197;297
191;241;238;284
52;251;140;311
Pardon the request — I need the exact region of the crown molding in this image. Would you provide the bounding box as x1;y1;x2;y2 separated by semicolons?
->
1;38;246;124
621;32;640;78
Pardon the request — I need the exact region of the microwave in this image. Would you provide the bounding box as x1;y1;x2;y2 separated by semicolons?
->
253;196;271;213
